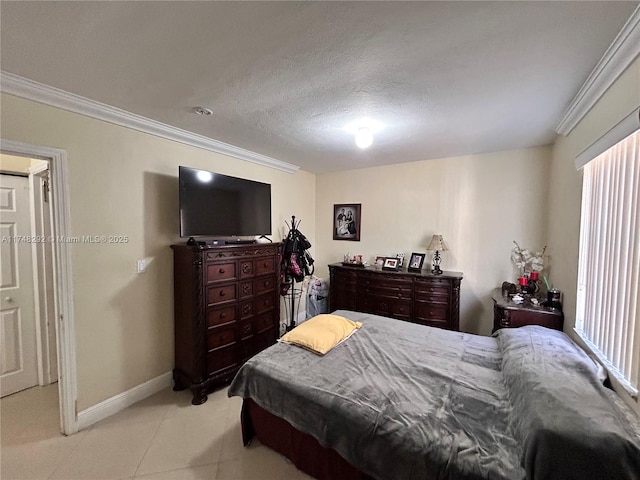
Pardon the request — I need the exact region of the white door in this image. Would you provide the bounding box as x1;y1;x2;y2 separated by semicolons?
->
0;174;38;397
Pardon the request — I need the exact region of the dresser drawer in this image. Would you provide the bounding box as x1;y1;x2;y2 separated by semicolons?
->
237;338;254;362
207;324;236;350
414;303;448;321
206;262;236;283
206;284;237;305
361;276;411;290
255;293;275;314
254;328;277;353
255;276;276;295
414;293;449;304
360;296;412;319
253;312;275;334
206;345;236;374
206;306;236;327
359;285;412;299
333;271;357;287
417;318;449;330
256;257;275;275
415;278;451;296
333;291;357;311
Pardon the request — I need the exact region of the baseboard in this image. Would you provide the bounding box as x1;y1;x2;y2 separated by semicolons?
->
76;371;172;431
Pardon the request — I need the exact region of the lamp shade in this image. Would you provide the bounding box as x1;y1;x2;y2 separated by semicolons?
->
427;234;448;252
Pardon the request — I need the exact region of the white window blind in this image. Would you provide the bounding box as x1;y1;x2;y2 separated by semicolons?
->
575;127;640;395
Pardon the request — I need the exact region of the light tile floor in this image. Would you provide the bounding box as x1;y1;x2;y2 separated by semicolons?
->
1;384;313;480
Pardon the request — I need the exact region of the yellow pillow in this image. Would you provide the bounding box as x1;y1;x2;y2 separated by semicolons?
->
279;314;363;355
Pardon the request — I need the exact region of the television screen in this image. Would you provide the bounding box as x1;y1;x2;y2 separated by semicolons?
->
179;166;272;238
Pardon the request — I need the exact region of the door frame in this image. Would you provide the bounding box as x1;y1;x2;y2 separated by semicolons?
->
29;162;58;386
1;139;77;435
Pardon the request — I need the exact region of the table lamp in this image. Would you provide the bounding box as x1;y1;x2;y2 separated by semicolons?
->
427;234;448;275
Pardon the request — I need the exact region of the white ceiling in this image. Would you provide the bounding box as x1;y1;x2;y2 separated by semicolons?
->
1;1;638;173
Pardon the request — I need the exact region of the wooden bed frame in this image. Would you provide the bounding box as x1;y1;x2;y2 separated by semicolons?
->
241;399;374;480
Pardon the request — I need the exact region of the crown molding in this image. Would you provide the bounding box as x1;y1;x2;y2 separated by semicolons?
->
555;6;640;136
0;71;299;174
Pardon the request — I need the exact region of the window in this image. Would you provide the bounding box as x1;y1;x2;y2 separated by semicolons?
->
575;118;639;396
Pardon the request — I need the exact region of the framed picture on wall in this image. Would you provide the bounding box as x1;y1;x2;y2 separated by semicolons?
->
408;252;426;272
333;203;361;241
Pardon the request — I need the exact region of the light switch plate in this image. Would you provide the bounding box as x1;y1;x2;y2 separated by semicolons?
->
137;259;146;273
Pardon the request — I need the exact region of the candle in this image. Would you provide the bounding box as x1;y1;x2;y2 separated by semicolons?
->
530;271;539;281
518;276;528;286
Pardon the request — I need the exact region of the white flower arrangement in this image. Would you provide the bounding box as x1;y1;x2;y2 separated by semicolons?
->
511;241;547;275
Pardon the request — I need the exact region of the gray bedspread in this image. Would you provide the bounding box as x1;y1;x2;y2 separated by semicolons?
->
228;310;640;480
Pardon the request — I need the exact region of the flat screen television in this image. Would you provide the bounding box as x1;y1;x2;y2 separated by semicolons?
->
179;166;272;238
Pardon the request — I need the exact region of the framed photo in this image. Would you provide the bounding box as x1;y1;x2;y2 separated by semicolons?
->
408;252;426;272
333;203;361;241
382;257;399;271
374;256;386;267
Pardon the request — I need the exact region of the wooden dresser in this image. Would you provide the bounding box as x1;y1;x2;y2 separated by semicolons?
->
328;263;462;331
171;242;281;405
491;288;563;332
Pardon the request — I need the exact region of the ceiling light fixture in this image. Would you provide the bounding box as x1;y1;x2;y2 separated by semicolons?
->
193;106;213;116
355;127;373;149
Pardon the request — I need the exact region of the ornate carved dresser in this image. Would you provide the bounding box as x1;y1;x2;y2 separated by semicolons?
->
328;263;462;331
171;243;281;404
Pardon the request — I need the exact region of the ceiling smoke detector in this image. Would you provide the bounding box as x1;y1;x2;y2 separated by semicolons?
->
193;107;213;116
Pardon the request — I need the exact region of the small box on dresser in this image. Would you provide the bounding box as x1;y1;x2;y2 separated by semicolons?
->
171;242;281;405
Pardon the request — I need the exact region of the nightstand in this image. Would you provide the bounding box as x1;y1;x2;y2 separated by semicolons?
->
491;288;563;333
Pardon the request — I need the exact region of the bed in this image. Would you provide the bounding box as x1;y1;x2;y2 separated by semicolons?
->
228;310;640;480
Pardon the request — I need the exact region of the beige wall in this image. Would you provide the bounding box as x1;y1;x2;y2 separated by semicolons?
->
1;93;316;410
548;57;640;414
315;146;551;335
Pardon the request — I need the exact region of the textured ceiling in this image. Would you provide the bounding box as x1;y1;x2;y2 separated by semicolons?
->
1;1;637;173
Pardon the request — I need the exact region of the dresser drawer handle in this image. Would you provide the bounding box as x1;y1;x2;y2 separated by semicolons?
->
220;312;226;319
264;299;270;305
219;291;226;297
264;280;270;287
264;261;269;267
429;287;434;292
219;268;225;274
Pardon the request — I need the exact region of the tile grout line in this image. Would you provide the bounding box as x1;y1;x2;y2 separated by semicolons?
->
214;393;235;478
46;425;94;480
130;406;170;478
